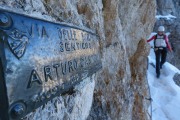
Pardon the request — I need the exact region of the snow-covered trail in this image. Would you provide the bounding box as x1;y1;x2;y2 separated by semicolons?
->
147;47;180;120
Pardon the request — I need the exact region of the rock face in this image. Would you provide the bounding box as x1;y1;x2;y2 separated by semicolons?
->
0;0;156;120
173;73;180;87
155;0;180;69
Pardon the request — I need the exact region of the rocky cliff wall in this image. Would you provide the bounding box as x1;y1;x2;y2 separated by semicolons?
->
155;0;180;69
0;0;156;119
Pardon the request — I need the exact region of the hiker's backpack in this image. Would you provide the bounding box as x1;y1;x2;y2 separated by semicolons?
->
154;34;166;47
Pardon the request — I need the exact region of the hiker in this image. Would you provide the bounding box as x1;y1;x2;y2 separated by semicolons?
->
147;26;172;78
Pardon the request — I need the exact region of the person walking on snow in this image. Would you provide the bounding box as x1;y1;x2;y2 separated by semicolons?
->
147;26;172;78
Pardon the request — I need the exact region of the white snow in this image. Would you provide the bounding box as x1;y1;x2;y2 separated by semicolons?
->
147;36;180;120
155;14;177;20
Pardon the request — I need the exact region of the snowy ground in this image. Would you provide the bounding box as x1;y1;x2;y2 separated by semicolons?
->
147;38;180;120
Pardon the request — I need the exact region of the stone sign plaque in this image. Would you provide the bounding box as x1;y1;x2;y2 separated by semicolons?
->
0;9;102;120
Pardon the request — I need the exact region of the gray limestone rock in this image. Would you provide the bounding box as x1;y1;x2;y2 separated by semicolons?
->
173;73;180;87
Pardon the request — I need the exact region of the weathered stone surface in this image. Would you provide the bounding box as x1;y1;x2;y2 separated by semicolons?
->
88;0;155;119
156;0;180;16
155;0;180;69
23;76;96;120
173;73;180;87
0;0;156;119
156;0;176;15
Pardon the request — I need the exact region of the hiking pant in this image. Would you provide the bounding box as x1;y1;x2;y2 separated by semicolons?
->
155;47;167;75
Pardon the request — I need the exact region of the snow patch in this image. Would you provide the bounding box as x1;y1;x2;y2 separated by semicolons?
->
155;14;177;20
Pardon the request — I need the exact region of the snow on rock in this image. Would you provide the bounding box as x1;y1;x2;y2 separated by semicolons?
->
155;14;177;20
147;45;180;120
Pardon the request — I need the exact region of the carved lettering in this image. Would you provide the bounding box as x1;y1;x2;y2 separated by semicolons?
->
82;32;88;41
80;57;84;68
68;29;72;40
73;59;78;70
85;43;88;49
44;66;53;82
73;30;77;41
71;43;76;51
68;60;73;72
89;43;92;49
22;23;50;39
59;42;92;52
82;42;85;49
0;10;102;120
57;28;94;53
61;62;67;75
65;42;70;51
58;28;63;39
76;43;80;49
81;32;84;41
27;70;42;88
59;42;64;52
53;64;60;78
42;26;49;38
86;56;91;66
87;33;91;41
63;29;68;41
36;24;41;37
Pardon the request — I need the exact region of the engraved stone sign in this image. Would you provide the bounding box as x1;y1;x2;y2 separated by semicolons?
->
0;9;102;120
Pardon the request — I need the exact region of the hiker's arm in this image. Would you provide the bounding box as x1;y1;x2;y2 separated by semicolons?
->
165;36;172;51
147;35;155;42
